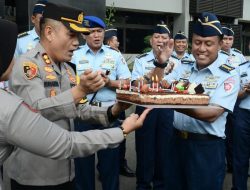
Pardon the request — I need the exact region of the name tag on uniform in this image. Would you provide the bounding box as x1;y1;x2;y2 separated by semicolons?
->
203;81;218;89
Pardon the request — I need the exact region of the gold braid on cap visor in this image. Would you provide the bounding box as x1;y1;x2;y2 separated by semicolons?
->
198;19;222;35
69;23;90;33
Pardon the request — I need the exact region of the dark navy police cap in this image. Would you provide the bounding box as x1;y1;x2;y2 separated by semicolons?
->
33;0;47;15
153;24;170;34
193;12;223;37
42;2;90;34
222;27;234;36
174;31;187;40
0;19;17;77
83;16;106;29
104;28;117;41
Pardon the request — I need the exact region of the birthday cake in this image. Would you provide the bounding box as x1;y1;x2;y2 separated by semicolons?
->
116;80;209;105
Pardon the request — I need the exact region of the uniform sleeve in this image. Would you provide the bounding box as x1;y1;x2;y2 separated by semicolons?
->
164;66;181;83
5;102;123;160
76;104;111;126
115;54;131;79
131;58;144;81
9;57;78;121
210;73;240;112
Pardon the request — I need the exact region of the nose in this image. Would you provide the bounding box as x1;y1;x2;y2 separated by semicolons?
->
198;42;206;52
73;35;80;47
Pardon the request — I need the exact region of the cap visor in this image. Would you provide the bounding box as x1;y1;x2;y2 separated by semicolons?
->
63;22;90;34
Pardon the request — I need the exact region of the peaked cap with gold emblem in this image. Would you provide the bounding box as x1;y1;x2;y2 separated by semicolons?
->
42;2;90;34
193;12;223;37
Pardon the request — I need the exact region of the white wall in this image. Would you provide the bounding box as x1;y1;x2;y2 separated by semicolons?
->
242;0;250;21
106;0;182;13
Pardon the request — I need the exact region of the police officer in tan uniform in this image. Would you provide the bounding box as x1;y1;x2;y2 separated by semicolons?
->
0;17;150;184
5;3;150;190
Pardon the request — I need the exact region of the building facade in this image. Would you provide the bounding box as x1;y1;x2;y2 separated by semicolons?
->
106;0;250;55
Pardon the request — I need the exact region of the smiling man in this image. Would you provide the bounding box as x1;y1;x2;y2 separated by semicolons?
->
7;3;132;190
145;12;240;190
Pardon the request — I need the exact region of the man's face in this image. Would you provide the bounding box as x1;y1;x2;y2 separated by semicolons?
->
108;36;119;50
31;13;43;33
174;39;188;54
85;28;104;52
192;34;221;69
150;33;170;52
47;23;79;62
221;35;234;52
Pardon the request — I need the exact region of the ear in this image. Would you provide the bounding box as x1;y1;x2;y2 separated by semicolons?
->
31;15;36;25
44;25;54;42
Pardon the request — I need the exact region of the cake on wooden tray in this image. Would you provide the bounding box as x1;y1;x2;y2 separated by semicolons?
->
116;80;209;105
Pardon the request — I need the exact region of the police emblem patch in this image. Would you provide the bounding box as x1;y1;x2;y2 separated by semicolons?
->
23;62;38;80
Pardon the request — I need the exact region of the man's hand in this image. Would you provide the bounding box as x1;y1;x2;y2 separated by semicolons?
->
121;108;151;134
79;69;105;94
155;39;174;64
111;102;132;117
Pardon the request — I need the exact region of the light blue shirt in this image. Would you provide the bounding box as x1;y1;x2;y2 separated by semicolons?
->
170;51;195;70
219;48;247;67
238;61;250;110
164;54;240;137
15;28;40;57
71;44;131;102
131;50;155;81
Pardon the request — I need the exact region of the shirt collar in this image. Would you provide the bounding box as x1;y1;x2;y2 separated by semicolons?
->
85;44;105;55
192;54;221;76
29;27;40;41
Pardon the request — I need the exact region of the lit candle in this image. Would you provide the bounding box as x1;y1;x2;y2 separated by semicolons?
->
140;76;144;86
152;76;154;91
156;75;159;92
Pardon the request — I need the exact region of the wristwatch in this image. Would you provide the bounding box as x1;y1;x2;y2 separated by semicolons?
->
153;59;169;68
119;126;128;138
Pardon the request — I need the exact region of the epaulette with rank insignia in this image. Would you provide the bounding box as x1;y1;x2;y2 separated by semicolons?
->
17;31;29;38
219;64;235;73
136;53;148;59
170;54;179;60
220;50;230;56
239;61;250;66
232;48;242;54
106;46;119;52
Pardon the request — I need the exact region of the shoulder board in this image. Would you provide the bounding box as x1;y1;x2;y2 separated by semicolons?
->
219;64;235;73
220;50;230;56
107;46;119;52
136;53;148;59
232;48;242;54
18;31;29;38
239;61;250;66
181;59;194;64
170;54;179;60
66;62;76;73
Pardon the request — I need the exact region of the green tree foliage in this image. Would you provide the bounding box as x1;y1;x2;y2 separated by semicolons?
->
105;2;116;27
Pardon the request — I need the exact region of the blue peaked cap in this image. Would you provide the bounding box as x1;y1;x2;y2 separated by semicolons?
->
153;24;170;34
222;26;234;36
83;16;106;29
193;12;223;37
174;31;187;40
33;0;47;15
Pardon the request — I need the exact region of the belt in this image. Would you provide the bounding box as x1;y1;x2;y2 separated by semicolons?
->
174;128;221;140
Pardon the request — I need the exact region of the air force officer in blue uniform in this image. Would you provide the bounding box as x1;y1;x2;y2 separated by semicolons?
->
132;24;174;190
145;12;239;190
71;16;131;190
